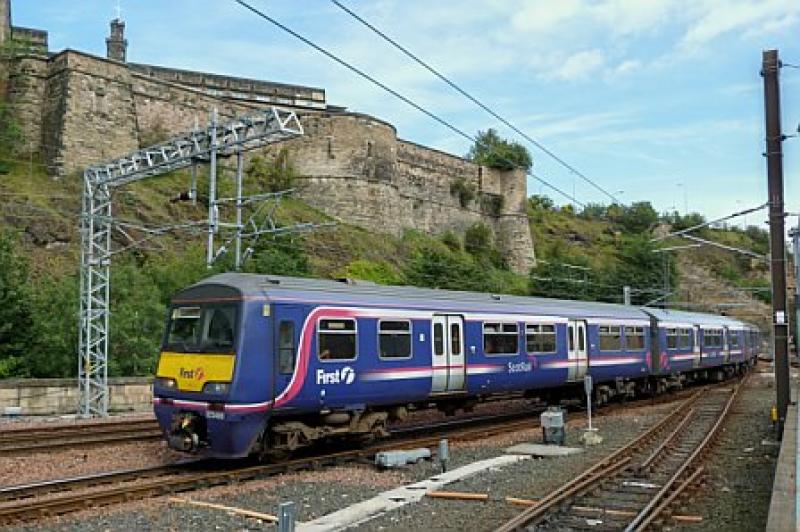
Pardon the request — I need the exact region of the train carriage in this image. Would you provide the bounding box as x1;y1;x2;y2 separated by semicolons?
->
153;274;760;459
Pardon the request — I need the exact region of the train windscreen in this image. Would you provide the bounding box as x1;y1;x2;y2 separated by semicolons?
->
164;304;238;353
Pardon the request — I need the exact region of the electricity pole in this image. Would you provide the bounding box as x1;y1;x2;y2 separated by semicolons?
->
762;49;790;430
791;220;799;358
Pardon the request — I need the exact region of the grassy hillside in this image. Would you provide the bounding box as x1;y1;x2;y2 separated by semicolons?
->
0;150;775;378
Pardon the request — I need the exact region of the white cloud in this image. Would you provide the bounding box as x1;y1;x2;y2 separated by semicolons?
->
550;49;606;81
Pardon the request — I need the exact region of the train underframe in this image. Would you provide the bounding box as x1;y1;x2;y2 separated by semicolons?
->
245;359;755;459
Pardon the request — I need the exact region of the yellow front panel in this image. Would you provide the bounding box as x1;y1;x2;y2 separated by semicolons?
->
156;352;235;392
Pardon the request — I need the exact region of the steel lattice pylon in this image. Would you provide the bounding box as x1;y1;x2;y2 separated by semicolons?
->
78;107;303;416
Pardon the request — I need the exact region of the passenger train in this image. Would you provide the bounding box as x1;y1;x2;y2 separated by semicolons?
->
152;274;760;458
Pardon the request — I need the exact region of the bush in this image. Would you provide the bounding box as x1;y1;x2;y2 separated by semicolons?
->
449;178;476;208
466;129;532;171
0;231;34;377
338;259;402;285
247;149;296;193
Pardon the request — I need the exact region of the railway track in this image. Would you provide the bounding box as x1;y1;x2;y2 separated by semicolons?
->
495;374;748;531
0;379;727;525
0;418;162;455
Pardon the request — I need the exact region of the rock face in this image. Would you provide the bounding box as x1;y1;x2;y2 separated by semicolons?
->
0;0;535;273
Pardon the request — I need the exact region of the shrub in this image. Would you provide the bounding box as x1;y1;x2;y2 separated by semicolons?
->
449;178;476;208
466;129;532;171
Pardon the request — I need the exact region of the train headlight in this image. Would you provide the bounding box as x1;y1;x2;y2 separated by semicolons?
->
155;377;177;389
202;382;230;395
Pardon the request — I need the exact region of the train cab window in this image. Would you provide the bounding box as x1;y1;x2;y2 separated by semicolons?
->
703;329;723;349
379;320;412;359
625;326;646;350
278;321;295;374
598;325;622;351
433;323;444;356
679;328;692;349
165;305;237;353
526;324;557;354
483;322;519;355
318;319;357;361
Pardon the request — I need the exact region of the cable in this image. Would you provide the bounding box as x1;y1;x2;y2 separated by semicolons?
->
231;0;585;207
652;203;768;242
330;0;621;205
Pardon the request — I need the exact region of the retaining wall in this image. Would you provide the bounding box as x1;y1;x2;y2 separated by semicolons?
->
0;377;152;416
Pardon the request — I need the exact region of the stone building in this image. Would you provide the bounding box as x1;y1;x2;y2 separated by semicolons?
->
0;0;534;272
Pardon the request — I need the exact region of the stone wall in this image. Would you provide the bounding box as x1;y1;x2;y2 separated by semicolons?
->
5;47;535;271
0;0;9;46
0;377;152;415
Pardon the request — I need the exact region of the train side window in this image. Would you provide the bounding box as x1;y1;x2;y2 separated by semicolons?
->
278;321;295;374
483;322;519;356
624;326;645;350
318;318;357;361
679;328;692;349
568;325;574;351
578;325;585;351
598;325;622;351
730;332;740;349
451;323;462;356
666;328;679;349
433;323;444;356
702;328;723;349
379;320;412;359
526;324;557;354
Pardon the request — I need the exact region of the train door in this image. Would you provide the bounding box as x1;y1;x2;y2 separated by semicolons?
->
431;315;466;393
722;327;731;363
693;326;702;367
271;304;304;407
649;319;661;373
567;320;588;382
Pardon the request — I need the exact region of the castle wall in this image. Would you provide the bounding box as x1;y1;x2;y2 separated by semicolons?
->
0;0;10;46
4;47;535;272
5;54;46;151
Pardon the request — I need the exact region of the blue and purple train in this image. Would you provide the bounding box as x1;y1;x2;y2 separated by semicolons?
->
152;274;760;458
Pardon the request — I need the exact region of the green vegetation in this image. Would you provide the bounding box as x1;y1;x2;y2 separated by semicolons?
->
0;137;771;378
466;128;532;171
449;177;476;208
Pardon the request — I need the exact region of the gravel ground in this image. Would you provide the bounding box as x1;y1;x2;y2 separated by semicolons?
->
13;377;775;532
669;370;779;531
22;399;678;532
0;441;182;487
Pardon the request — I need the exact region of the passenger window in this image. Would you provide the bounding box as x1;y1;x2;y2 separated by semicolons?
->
483;322;519;355
318;319;357;361
568;326;575;351
379;320;412;359
625;326;645;350
730;332;740;349
278;321;295;374
598;325;622;351
578;326;585;351
679;328;692;349
666;328;679;349
451;323;462;355
433;323;444;356
526;324;556;354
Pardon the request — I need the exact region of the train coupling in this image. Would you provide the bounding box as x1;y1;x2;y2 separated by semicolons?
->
168;412;204;452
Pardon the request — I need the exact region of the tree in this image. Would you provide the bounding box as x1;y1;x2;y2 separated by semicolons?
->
466;129;532;171
0;231;34;377
618;201;659;234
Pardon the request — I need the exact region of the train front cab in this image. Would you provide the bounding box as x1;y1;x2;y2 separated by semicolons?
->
152;285;270;458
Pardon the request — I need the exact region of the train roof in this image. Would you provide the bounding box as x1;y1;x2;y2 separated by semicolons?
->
178;273;650;321
642;307;752;329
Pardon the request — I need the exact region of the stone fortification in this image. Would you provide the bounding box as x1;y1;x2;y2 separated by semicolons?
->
0;0;534;272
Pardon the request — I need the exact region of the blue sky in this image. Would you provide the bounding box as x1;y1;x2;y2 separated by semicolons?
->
11;0;800;224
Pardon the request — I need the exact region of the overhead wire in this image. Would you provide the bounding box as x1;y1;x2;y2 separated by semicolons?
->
231;0;585;207
329;0;621;205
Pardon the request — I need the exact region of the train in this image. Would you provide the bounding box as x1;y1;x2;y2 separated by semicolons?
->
152;273;761;459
